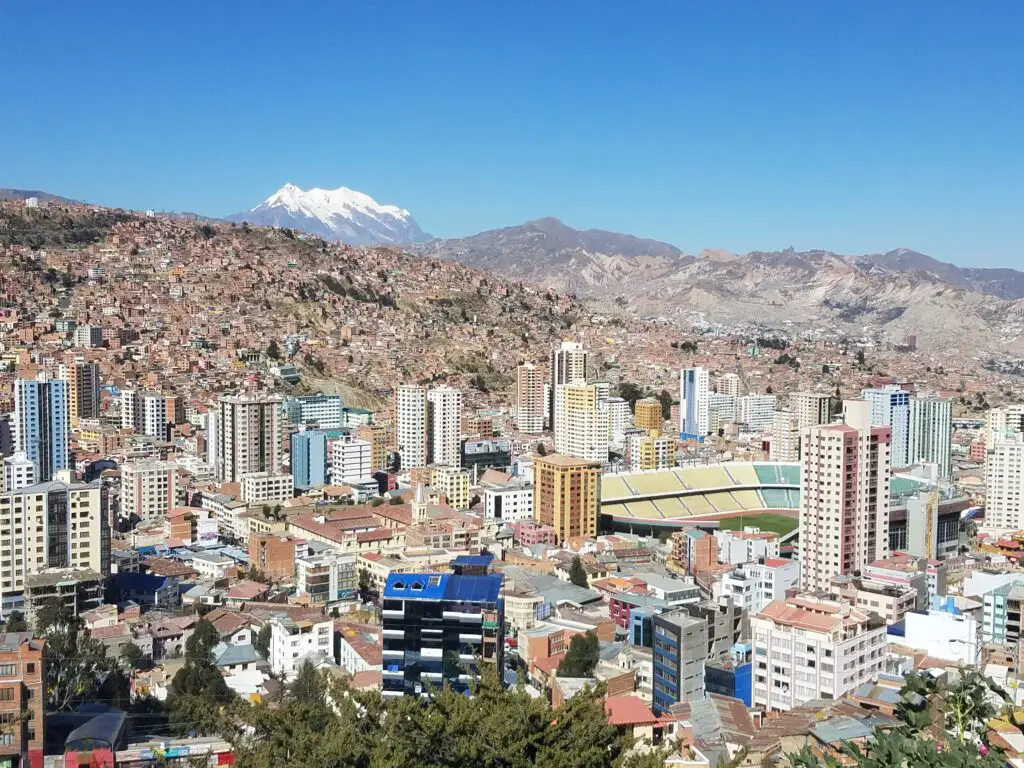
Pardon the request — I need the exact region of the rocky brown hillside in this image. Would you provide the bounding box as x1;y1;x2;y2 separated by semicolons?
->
0;202;589;407
416;221;1024;355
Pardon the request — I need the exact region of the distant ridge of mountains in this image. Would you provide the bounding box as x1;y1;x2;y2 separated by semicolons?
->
7;185;1024;353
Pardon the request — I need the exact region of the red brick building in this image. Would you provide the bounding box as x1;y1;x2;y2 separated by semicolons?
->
0;633;46;768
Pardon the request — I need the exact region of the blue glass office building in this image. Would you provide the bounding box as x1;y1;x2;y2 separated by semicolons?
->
290;430;329;489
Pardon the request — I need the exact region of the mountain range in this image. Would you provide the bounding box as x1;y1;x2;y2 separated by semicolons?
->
7;184;1024;354
226;183;430;245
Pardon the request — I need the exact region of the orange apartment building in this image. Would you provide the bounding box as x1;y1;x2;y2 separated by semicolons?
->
0;633;46;768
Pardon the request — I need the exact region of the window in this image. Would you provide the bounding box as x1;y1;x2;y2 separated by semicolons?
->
0;687;13;701
0;665;15;677
26;663;35;674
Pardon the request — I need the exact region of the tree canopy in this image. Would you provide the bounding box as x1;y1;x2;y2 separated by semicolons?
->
567;556;589;588
557;632;600;679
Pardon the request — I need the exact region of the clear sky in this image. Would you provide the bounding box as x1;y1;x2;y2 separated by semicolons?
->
3;1;1023;266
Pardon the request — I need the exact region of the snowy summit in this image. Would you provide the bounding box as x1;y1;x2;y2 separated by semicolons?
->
227;183;429;245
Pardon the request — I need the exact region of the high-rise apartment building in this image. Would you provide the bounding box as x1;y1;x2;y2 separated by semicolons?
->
789;391;834;429
121;460;180;521
396;385;428;471
799;400;891;592
59;360;101;426
2;453;36;494
290;430;329;489
553;382;610;462
121;389;172;439
651;611;708;714
987;405;1024;445
216;393;284;483
533;454;601;542
716;373;741;398
679;367;710;437
738;394;777;431
861;385;910;468
751;594;887;712
548;341;589;433
357;424;390;472
381;556;504;698
634;398;663;434
13;376;69;483
983;432;1024;534
603;396;631;445
516;363;547;434
770;410;801;462
331;435;372;485
908;395;952;479
431;466;470;510
283;394;344;430
0;478;109;610
627;431;673;471
427;386;463;468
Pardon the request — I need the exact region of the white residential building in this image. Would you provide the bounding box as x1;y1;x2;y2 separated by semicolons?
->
861;385;911;469
2;452;35;493
284;394;344;430
295;548;359;604
331;435;372;485
799;400;891;591
604;397;632;446
908;395;953;480
427;386;462;468
983;432;1024;535
217;393;283;483
0;478;109;606
790;392;833;429
716;527;780;565
986;405;1024;447
770;410;801;462
269;616;335;679
13;375;69;483
738;394;777;431
745;558;801;614
679;367;710;437
549;341;590;431
751;594;887;712
121;460;179;521
708;393;737;423
190;551;235;580
716;373;740;398
483;482;535;522
240;472;294;504
553;382;610;463
396;385;428;471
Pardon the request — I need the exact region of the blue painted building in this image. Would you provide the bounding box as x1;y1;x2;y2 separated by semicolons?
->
14;376;69;481
290;430;329;489
382;555;504;698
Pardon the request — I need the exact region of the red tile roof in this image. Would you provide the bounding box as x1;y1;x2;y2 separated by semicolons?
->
605;695;658;726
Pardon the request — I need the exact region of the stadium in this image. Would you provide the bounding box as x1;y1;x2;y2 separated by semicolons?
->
600;462;971;557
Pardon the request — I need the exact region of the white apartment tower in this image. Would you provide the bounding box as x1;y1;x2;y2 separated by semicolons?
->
738;394;777;431
716;373;740;398
13;375;69;483
679;367;710;437
790;392;834;429
770;410;801;462
216;393;284;483
516;363;546;434
987;405;1024;448
908;395;952;479
121;389;170;439
861;385;911;469
331;435;372;485
121;460;179;521
799;400;891;592
548;341;589;432
0;478;109;606
396;385;428;471
427;386;463;468
983;432;1024;535
554;381;610;463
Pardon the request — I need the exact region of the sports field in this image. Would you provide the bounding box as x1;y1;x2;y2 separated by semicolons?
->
715;512;799;536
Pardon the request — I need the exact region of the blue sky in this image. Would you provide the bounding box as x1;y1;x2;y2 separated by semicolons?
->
3;1;1023;265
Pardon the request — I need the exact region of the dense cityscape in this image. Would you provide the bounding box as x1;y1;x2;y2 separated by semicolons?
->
0;196;1021;768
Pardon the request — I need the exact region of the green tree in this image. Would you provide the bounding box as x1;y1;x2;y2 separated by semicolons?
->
169;618;233;735
186;619;220;663
289;660;326;706
856;348;866;366
254;624;272;660
557;631;599;678
2;610;28;632
567;556;589;588
536;442;548;457
946;669;1007;742
266;339;281;359
119;641;147;671
35;600;116;710
616;382;646;408
657;389;674;420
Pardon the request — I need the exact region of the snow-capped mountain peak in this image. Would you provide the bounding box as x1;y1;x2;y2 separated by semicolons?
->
229;183;429;245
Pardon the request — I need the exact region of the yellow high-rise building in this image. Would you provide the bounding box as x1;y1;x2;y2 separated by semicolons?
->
534;454;602;542
634;398;663;434
431;466;470;510
358;424;390;472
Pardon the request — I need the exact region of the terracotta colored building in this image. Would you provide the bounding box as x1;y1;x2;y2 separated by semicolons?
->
0;633;46;768
248;532;297;581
